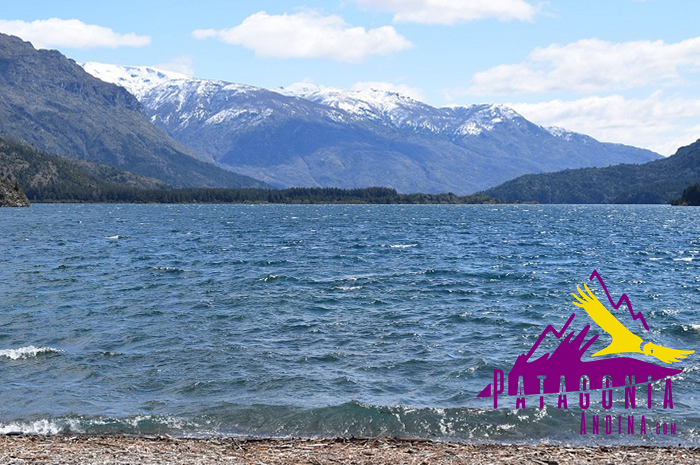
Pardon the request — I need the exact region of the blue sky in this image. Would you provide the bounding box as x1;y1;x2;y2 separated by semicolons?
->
1;0;699;155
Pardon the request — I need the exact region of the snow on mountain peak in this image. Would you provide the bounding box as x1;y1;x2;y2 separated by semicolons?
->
81;63;539;139
277;82;323;96
547;126;577;141
280;83;421;111
487;103;518;120
81;62;191;99
277;82;437;131
444;103;522;136
546;126;599;145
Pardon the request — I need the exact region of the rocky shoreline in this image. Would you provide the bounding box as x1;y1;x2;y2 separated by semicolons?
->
0;436;698;464
0;177;29;207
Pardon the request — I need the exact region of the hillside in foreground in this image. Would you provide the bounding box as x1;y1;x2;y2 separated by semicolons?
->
483;139;700;204
0;33;267;189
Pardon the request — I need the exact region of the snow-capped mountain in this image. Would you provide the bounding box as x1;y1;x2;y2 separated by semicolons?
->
82;63;661;194
277;83;522;137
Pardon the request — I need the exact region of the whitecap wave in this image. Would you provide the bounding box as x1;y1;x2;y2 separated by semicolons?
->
0;418;82;435
150;266;185;273
0;346;64;360
0;415;196;436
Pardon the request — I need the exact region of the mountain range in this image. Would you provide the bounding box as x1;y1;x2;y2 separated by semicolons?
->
0;32;668;197
83;63;661;195
0;33;267;189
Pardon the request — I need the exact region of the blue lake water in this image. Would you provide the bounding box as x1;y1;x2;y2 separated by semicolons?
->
0;203;698;444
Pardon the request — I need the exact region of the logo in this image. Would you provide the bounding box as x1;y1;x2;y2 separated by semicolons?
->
478;270;695;436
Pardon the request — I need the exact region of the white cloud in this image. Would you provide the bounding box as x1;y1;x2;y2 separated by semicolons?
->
0;18;150;49
351;81;425;101
153;56;194;77
509;93;700;155
193;11;412;63
351;0;539;24
465;37;700;95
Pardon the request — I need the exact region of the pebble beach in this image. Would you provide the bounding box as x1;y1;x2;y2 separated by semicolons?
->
1;436;699;464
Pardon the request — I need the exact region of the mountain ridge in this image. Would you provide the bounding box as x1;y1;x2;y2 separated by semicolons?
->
82;62;661;195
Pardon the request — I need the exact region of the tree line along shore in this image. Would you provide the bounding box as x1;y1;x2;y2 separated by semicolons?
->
24;186;498;205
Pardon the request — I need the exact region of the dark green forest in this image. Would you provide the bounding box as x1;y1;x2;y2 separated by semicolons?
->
673;184;700;206
30;185;498;205
484;139;700;204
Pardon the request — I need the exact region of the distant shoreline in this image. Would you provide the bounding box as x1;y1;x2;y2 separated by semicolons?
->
0;435;697;464
23;186;504;205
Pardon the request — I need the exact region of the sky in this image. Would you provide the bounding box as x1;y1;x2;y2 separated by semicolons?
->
1;0;699;155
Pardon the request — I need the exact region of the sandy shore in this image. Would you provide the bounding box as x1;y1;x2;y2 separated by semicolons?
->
0;436;698;464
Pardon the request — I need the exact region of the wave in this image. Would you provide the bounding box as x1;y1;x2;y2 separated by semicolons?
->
0;346;64;360
0;405;499;439
0;418;85;435
0;415;201;436
332;285;362;291
149;266;185;273
0;402;697;444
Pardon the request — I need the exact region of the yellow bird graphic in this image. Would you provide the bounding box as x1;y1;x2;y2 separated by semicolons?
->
572;284;694;364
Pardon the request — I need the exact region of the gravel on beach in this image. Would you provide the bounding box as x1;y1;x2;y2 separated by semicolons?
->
1;435;698;464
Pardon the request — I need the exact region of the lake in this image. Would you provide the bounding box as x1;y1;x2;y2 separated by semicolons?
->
0;203;697;444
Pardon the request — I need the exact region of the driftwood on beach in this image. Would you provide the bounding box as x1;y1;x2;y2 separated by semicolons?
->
0;436;698;464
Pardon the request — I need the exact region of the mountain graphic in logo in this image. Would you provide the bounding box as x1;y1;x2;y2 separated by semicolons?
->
478;270;694;399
